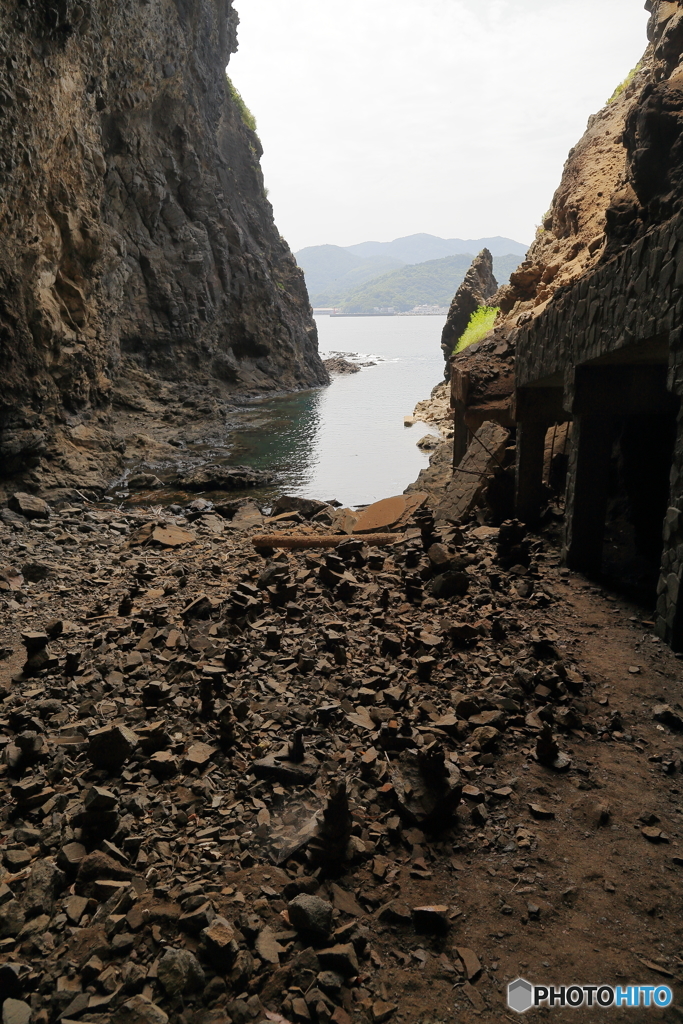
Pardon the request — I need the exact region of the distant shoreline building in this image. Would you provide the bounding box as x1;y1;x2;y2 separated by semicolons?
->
399;304;449;316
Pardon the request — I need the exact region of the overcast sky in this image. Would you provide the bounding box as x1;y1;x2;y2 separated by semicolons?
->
229;0;649;253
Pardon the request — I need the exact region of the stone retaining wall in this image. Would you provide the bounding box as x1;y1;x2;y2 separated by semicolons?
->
516;210;683;398
515;210;683;647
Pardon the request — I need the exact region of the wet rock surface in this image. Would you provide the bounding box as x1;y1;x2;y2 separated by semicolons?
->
323;359;361;376
0;492;682;1021
0;0;327;502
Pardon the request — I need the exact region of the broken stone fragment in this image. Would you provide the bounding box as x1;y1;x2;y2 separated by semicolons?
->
8;493;50;521
271;495;328;519
111;994;169;1024
430;571;470;599
469;709;506;729
372;1001;398;1023
0;900;25;941
75;850;134;897
157;947;205;996
456;946;482;981
83;785;118;813
427;543;454;573
377;900;412;926
148;750;179;778
65;894;89;925
288;894;334;942
2;999;31;1024
412;905;450;934
317;943;359;978
653;704;683;730
255;925;284;965
87;724;138;771
183;741;217;771
252;752;318;786
528;802;555;820
201;916;238;970
642;826;669;843
179;900;215;934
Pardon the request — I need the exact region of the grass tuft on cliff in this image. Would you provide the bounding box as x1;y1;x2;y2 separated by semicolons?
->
226;76;257;132
607;63;641;105
455;306;499;353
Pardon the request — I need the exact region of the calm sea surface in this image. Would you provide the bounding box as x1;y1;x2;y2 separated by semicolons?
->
223;315;446;507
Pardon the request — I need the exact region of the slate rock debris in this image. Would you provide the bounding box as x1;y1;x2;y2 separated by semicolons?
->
0;486;676;1023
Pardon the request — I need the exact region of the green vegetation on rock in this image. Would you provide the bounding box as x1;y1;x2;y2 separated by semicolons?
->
455;306;499;353
607;63;641;105
226;75;257;132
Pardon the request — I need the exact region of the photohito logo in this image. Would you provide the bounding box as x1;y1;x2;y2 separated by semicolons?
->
507;979;673;1013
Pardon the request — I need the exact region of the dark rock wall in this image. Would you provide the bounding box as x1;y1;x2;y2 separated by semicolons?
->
0;0;327;482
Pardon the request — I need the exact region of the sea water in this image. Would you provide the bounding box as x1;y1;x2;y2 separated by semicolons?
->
225;314;446;507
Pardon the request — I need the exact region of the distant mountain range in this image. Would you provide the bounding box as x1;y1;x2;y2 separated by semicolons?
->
294;233;528;313
310;254;521;314
343;233;529;262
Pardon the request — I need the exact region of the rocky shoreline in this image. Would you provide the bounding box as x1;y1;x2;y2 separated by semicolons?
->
403;384;454;505
0;488;681;1021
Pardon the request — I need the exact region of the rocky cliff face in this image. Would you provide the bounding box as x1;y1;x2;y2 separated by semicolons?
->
0;0;327;496
498;0;683;324
604;0;683;251
496;60;652;322
440;248;497;371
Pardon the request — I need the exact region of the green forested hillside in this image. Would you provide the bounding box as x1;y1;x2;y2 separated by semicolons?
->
295;245;404;296
311;253;520;312
295;234;528;300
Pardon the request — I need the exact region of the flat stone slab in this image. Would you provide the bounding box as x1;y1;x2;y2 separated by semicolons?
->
252;754;318;785
437;421;509;522
352;492;428;534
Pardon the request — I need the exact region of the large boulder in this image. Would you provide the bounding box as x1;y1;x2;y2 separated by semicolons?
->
7;493;49;521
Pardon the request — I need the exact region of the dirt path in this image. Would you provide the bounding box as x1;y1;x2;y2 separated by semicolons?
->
368;569;683;1024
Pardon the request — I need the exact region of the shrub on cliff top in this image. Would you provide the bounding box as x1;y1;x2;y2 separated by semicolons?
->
607;63;641;105
226;75;257;132
455;306;499;354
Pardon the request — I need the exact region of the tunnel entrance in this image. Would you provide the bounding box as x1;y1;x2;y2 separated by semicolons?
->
602;412;678;602
563;359;679;606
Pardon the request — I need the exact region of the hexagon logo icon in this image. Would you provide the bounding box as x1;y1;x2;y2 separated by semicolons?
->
508;978;534;1014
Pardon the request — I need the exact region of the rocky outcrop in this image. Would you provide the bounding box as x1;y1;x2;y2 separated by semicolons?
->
603;1;683;252
440;249;498;369
0;0;327;496
497;2;683;324
488;0;683;329
441;3;682;472
496;56;652;322
323;357;360;375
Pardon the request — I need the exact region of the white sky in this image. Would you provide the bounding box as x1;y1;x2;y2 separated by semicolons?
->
229;0;649;252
